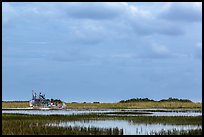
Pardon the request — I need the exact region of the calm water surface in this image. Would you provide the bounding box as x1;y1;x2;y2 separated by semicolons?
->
46;120;202;135
3;108;202;135
2;109;202;116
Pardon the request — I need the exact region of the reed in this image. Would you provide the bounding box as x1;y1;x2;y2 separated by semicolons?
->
2;101;29;108
2;120;123;135
2;113;202;135
149;128;202;135
66;102;202;109
2;101;202;110
3;113;202;125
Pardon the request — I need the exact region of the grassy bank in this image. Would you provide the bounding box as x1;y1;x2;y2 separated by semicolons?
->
65;102;202;109
2;101;202;110
2;113;202;125
2;101;29;108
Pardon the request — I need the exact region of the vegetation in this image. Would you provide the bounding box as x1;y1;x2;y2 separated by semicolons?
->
2;113;202;135
2;97;201;135
2;119;123;135
65;102;202;110
2;113;202;125
2;113;122;135
119;97;192;103
150;128;202;135
159;97;192;102
120;98;155;103
2;98;202;110
50;99;62;103
2;101;29;108
124;116;202;125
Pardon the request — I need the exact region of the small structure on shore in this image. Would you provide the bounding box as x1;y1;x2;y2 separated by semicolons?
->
29;90;66;109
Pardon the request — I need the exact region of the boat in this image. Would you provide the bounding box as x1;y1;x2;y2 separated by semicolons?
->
29;90;66;109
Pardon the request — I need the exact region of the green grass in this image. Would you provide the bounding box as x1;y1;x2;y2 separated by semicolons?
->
66;102;202;109
2;101;202;110
2;120;123;135
2;100;202;135
2;101;29;108
149;128;202;135
2;113;124;135
2;113;202;125
2;113;202;135
123;116;202;125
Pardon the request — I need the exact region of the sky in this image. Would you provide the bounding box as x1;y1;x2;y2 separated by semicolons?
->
2;2;202;103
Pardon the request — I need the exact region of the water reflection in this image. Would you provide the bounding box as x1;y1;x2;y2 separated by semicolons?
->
47;120;201;135
2;109;202;116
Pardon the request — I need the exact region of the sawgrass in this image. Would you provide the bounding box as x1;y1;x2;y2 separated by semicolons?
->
2;101;29;108
2;113;202;135
3;113;202;125
65;102;202;109
150;128;202;135
2;120;123;135
2;101;202;110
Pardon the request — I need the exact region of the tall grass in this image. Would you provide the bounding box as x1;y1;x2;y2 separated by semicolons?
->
2;101;29;108
2;113;202;125
149;128;202;135
2;101;202;109
2;120;123;135
65;102;202;109
2;113;202;135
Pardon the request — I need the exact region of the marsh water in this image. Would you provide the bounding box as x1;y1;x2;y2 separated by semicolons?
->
3;108;202;135
2;108;202;116
46;120;201;135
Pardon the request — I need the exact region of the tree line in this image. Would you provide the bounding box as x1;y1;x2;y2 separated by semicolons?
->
119;97;192;103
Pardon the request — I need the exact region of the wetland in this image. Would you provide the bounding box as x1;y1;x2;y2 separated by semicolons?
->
2;99;202;135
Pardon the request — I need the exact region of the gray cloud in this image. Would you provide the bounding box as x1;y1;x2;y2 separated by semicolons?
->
7;2;128;20
129;15;185;36
194;43;202;59
49;50;92;63
132;22;184;36
158;2;202;22
2;2;202;102
63;2;128;20
2;2;200;61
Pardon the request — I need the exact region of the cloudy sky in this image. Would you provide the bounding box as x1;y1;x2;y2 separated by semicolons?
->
2;2;202;102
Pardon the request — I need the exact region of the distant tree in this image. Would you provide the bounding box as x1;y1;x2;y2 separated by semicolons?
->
159;97;192;102
119;98;155;103
93;102;100;104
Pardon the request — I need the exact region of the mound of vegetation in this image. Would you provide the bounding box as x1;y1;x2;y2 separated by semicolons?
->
119;97;192;103
50;99;63;103
159;97;192;102
119;98;155;103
